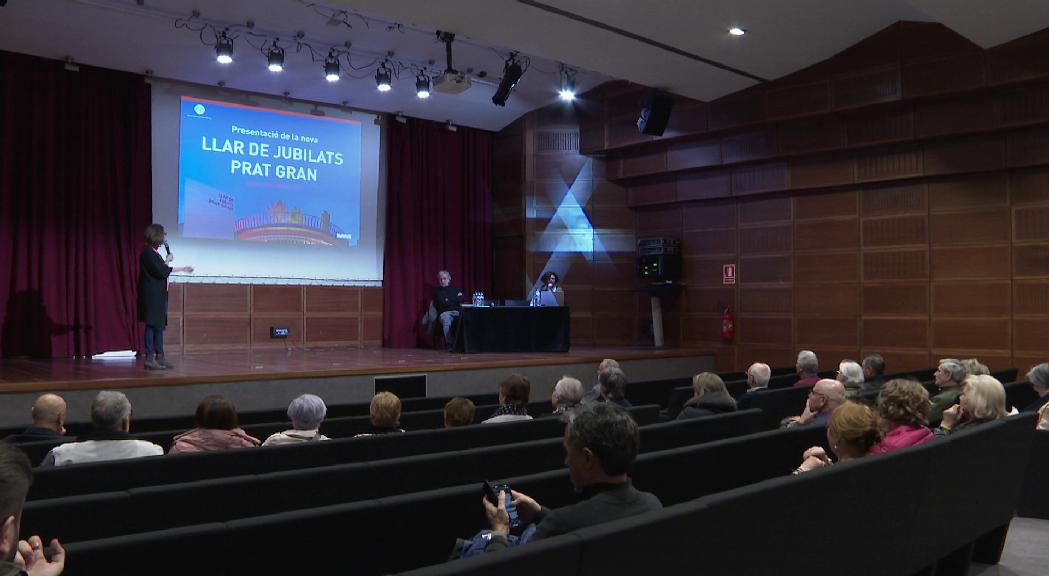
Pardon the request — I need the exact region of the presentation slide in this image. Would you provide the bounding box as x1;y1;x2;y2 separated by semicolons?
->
178;97;360;248
150;80;384;284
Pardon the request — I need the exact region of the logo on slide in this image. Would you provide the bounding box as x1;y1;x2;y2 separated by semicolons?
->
193;104;206;115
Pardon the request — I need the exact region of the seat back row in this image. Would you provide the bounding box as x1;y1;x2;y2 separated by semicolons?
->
58;419;830;575
392;413;1036;576
25;405;661;500
22;410;766;543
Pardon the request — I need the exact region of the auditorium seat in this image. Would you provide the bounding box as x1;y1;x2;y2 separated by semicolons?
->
1004;380;1038;411
1018;430;1049;519
21;408;757;540
62;523;229;576
737;386;809;428
766;373;798;390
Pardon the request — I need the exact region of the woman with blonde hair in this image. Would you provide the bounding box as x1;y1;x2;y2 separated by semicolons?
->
676;372;737;420
936;375;1008;436
356;391;405;436
794;402;881;474
869;379;934;454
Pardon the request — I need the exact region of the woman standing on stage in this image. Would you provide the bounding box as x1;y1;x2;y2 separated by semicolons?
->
138;223;192;370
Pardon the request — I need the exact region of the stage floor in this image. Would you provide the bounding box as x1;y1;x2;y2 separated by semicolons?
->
0;346;712;394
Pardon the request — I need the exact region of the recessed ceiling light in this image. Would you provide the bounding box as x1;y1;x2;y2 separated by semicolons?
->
729;27;746;36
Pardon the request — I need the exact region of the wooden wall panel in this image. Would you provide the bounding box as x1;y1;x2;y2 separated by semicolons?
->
184;317;250;351
499;24;1049;367
184;284;249;314
252;286;302;314
932;319;1010;351
305;286;360;314
305;317;360;346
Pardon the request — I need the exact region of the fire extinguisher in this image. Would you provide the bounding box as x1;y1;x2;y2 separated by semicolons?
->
721;307;735;342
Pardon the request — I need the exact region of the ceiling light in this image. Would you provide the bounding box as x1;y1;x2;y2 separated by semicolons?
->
416;73;431;99
266;41;284;73
375;63;392;92
215;30;233;64
324;51;340;82
492;53;523;107
558;63;576;102
729;27;746;36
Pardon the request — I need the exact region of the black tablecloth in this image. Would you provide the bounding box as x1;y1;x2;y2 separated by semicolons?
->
453;306;570;353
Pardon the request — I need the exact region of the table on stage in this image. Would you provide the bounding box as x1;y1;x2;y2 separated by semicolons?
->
452;305;571;353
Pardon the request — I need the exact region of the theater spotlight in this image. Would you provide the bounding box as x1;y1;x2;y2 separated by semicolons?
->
558;64;576;102
266;41;284;72
491;53;523;107
416;73;431;99
375;62;392;92
215;30;233;64
324;51;340;82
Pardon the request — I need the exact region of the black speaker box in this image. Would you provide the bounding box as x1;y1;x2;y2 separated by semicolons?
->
637;91;674;136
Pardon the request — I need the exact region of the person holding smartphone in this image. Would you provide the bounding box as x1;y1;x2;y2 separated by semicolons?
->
138;223;192;370
480;403;661;551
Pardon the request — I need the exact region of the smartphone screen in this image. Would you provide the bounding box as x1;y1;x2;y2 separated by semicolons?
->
483;481;521;528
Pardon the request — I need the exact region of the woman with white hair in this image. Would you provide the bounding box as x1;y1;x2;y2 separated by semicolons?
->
262;394;330;446
836;360;865;396
935;375;1008;436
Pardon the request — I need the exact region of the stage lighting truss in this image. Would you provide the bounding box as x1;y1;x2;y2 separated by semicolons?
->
173;6;577;104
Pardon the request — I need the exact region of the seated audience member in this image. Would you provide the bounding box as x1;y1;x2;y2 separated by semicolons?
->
42;391;162;467
794;402;881;474
870;379;933;454
1038;402;1049;431
483;374;533;424
960;358;990;376
3;394;68;444
598;368;632;408
782;379;845;429
356;392;405;436
736;363;772;410
935;375;1008;436
480;403;662;551
836;360;865;396
262;394;330;446
1022;362;1049;413
677;373;737;420
550;377;584;421
583;359;619;404
792;350;820;388
0;443;66;575
929;359;967;426
862;354;886;392
443;397;476;428
169;395;260;454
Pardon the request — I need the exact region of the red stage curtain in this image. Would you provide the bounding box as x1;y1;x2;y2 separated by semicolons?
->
383;117;493;348
0;51;152;357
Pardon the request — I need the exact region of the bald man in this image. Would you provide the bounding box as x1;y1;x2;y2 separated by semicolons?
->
781;379;845;429
3;394;68;444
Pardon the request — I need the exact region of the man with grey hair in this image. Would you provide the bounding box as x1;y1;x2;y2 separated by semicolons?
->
782;379;846;428
263;394;330;446
598;367;632;408
583;359;620;404
433;270;464;349
480;403;661;552
42;391;162;467
3;394;69;444
550;376;584;421
1022;362;1049;413
792;350;820;388
862;354;886;392
737;363;771;410
929;360;967;426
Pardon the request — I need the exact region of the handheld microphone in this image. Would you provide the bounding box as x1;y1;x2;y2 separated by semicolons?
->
163;242;172;257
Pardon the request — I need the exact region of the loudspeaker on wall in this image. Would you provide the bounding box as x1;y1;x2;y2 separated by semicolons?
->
637;91;674;136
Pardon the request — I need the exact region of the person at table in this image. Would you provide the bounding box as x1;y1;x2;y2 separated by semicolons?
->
535;271;565;306
138;223;192;370
433;270;464;348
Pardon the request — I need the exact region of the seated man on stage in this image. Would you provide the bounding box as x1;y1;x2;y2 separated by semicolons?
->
433;270;464;349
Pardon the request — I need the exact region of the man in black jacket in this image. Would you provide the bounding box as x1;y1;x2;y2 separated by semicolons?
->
482;403;661;551
3;395;67;444
433;270;464;348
